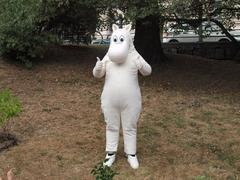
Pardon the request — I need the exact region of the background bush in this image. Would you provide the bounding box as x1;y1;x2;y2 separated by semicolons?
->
0;89;21;128
0;0;56;67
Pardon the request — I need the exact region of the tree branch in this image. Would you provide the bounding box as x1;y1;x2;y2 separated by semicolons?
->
209;6;240;16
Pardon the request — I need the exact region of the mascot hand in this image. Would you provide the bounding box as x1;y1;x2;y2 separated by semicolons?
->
135;56;143;70
95;57;103;71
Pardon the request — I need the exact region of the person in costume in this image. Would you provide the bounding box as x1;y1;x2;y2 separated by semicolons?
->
93;24;151;169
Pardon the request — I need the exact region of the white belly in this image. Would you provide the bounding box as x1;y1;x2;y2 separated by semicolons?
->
101;60;141;108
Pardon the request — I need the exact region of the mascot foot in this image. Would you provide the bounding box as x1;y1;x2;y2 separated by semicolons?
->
127;154;139;169
103;153;116;167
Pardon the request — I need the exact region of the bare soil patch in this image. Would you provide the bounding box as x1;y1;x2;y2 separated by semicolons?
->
0;45;239;179
0;132;17;152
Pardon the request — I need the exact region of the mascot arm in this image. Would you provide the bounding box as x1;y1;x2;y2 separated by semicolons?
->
136;55;152;76
93;55;109;78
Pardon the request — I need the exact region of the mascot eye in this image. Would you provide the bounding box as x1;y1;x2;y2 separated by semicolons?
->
113;36;118;42
120;36;124;42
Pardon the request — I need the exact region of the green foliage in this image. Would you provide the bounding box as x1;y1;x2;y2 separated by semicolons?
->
125;0;165;20
97;0;165;25
91;160;119;180
0;89;21;128
98;0;239;34
0;0;100;66
41;0;98;33
0;0;237;65
167;0;240;29
0;0;58;67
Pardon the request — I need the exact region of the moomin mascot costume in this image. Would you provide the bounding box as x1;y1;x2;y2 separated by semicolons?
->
93;24;151;169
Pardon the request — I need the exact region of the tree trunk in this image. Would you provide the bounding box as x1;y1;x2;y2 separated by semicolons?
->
134;15;165;65
197;0;203;42
198;24;203;42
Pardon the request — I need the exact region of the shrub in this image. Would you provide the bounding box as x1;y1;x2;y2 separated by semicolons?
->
0;89;21;128
0;0;55;68
91;160;119;180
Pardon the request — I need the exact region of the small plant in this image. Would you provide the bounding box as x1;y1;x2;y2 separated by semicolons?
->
0;89;21;129
91;160;119;180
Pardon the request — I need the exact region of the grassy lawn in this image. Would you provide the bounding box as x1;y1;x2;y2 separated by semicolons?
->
0;45;239;179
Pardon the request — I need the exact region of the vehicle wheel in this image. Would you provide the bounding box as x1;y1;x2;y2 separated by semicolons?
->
219;38;230;42
169;39;179;43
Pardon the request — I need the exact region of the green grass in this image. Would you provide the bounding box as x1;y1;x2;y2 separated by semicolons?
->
202;111;214;121
0;89;21;127
201;143;239;168
194;175;211;180
162;113;186;128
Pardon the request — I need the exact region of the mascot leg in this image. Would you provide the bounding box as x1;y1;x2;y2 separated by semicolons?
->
121;105;141;169
102;106;120;166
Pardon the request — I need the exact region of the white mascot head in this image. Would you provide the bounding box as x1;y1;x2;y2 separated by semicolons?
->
107;24;132;64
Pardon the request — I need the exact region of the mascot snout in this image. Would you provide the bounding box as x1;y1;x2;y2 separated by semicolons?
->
108;43;129;64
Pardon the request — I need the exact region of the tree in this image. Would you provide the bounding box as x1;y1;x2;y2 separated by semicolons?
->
1;0;239;65
98;0;167;65
0;0;100;65
134;15;165;65
124;0;167;65
100;0;240;63
97;1;168;65
39;0;98;44
165;0;240;59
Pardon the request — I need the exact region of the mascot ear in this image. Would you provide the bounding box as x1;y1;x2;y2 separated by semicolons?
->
125;24;132;32
112;24;119;32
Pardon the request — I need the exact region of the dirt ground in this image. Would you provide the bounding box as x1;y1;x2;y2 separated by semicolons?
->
0;45;239;180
